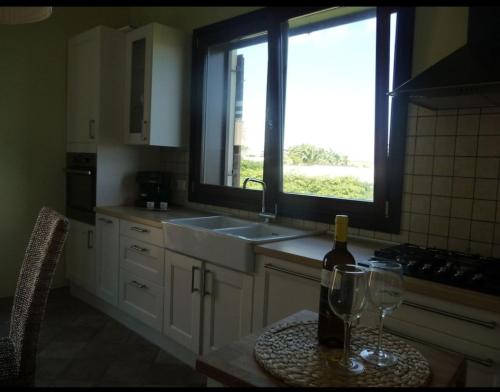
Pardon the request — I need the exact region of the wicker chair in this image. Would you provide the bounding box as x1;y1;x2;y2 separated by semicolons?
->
0;207;69;386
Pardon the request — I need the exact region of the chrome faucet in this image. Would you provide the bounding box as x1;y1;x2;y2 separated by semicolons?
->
242;177;277;223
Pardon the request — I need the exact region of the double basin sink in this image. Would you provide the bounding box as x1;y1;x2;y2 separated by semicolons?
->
163;215;320;273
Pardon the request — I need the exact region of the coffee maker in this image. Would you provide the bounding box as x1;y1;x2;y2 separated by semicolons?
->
135;171;171;210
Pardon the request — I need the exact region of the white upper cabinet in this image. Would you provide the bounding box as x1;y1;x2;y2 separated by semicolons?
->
67;26;125;149
124;23;188;147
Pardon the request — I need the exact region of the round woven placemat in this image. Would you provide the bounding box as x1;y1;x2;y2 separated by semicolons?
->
254;320;431;387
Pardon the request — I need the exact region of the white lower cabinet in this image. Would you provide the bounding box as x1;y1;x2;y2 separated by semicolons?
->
253;255;320;330
118;268;164;332
66;218;96;294
163;250;202;353
95;214;119;306
202;262;254;355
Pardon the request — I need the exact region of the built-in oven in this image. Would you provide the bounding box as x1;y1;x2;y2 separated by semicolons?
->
65;152;96;225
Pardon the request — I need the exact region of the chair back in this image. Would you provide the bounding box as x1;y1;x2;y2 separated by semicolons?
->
8;207;69;384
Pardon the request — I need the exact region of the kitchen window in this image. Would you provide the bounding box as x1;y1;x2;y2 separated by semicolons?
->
189;6;414;232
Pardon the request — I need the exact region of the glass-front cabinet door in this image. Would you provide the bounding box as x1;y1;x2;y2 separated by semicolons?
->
125;27;152;144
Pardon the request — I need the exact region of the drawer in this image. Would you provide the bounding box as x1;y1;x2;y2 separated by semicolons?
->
120;236;164;285
120;219;164;247
118;268;163;332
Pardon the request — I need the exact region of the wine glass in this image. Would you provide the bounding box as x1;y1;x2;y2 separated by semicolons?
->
360;261;403;367
327;264;368;374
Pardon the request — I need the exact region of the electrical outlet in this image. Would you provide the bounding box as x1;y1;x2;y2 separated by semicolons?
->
176;179;186;191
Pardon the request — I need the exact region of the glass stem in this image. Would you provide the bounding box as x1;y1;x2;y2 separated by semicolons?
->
376;310;385;356
343;320;351;368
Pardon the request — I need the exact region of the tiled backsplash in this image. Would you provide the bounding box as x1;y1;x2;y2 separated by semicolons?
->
161;104;500;258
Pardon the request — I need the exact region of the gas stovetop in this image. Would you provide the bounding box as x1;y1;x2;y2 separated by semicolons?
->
370;243;500;297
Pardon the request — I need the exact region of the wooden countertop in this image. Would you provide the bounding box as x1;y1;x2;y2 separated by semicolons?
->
255;235;500;315
196;309;466;387
94;205;207;228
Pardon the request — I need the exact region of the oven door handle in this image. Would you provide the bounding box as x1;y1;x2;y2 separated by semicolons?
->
65;169;93;176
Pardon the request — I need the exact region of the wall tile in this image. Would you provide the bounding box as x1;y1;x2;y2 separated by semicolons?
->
407;116;417;135
470;221;494;243
374;231;392;241
401;212;410;231
416;116;436;135
433;156;454;176
430;196;451;217
492;245;500;258
404;155;414;174
435;115;457;135
447;237;469;253
402;193;412;212
475;157;499;179
391;231;409;244
450;198;473;219
474;178;498;200
459;108;480;115
434;136;455;156
410;213;429;233
405;136;416;155
409;232;427;247
432;176;453;196
408;104;419;116
479;107;500;114
478;135;500;157
429;216;449;236
359;229;374;238
452;177;474;198
457;114;480;135
418;107;436;117
427;235;448;249
479;114;500;135
413;156;433;175
449;218;470;239
455;136;478;156
494;223;500;244
411;195;431;214
403;175;413;193
412;175;432;195
415;136;435;155
472;200;496;222
453;157;476;177
470;241;492;257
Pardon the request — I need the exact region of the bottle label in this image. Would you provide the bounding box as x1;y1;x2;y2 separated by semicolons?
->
321;269;331;288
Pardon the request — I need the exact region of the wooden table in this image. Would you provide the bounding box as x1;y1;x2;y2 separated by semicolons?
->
196;310;466;387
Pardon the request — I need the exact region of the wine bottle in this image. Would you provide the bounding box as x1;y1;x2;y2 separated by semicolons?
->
317;214;356;347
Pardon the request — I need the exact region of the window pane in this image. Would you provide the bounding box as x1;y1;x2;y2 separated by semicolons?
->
201;34;268;190
283;8;377;201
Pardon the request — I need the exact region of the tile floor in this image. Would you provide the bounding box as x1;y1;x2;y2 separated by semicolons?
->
0;287;207;387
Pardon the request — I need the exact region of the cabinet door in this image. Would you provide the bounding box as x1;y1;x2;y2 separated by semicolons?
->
253;256;320;330
67;28;100;144
66;219;96;294
118;268;163;331
95;214;119;306
163;250;202;353
202;263;253;355
124;26;152;145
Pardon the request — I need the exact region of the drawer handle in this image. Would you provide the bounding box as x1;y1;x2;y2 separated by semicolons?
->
264;263;320;283
191;266;200;293
130;244;148;253
98;217;113;224
384;326;494;368
130;226;149;233
131;280;147;289
87;230;94;249
402;300;497;330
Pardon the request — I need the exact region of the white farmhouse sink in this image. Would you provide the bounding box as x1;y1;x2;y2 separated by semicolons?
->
162;215;319;273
